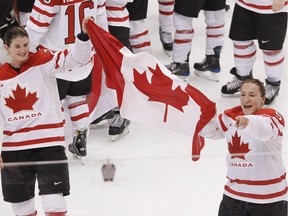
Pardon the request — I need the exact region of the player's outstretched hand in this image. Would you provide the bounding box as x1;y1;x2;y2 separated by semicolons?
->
235;116;249;129
272;0;285;11
82;16;94;34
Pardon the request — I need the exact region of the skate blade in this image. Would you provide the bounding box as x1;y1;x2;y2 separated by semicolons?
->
221;92;240;98
194;70;220;82
163;49;172;57
110;127;130;141
73;154;85;165
175;75;191;83
89;119;110;129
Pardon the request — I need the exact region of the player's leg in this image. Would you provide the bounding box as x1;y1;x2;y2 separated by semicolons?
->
158;0;174;56
127;0;151;53
256;12;287;105
221;4;255;96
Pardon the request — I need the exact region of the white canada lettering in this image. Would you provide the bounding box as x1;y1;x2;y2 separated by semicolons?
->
231;162;253;167
8;112;42;122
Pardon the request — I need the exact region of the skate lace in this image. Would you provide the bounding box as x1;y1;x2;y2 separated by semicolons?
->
110;114;124;128
160;30;173;44
265;85;279;99
226;77;242;90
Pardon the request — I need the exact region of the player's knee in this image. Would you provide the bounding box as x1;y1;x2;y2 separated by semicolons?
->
233;40;255;48
204;10;226;26
42;194;67;215
173;12;193;30
11;198;36;216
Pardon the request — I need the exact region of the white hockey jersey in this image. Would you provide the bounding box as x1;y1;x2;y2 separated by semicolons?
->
0;37;92;151
236;0;288;14
26;0;107;81
200;106;287;204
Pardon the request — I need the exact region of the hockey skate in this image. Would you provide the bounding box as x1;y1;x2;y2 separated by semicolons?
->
68;129;88;165
159;27;173;57
109;112;130;141
194;46;221;82
264;79;280;106
166;61;190;82
221;67;253;97
194;56;220;81
89;109;116;129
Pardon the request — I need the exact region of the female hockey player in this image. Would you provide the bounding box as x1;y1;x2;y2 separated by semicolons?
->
0;17;93;216
200;78;287;216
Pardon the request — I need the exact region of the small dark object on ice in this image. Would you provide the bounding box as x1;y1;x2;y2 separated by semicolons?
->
102;159;116;181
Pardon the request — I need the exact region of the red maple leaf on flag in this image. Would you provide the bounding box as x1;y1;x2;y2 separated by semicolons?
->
133;64;189;122
5;84;38;113
228;131;250;160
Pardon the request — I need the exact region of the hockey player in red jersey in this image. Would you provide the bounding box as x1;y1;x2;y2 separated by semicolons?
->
165;0;226;82
221;0;287;106
200;79;287;216
0;17;93;216
25;0;108;158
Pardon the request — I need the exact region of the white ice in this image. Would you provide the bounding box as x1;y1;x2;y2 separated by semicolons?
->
1;0;287;215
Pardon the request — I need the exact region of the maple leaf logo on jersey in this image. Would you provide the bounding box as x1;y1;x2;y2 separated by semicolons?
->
228;131;250;160
133;64;189;122
5;84;38;113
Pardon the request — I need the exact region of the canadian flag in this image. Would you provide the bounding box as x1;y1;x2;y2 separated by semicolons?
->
86;54;117;123
86;20;216;161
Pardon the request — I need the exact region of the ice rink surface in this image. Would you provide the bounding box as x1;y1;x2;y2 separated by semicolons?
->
1;0;287;215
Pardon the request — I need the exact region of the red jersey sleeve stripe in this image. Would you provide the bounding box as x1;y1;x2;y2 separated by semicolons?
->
30;16;50;27
270;117;283;136
218;114;228;132
33;5;57;18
